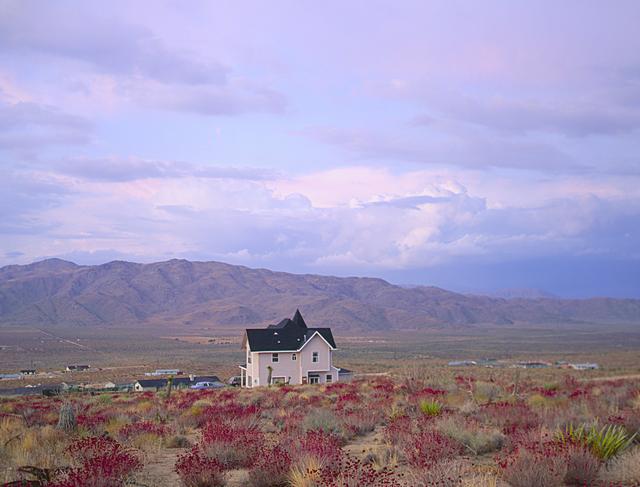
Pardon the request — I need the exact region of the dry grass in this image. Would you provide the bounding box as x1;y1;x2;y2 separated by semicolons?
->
598;446;640;485
288;456;324;487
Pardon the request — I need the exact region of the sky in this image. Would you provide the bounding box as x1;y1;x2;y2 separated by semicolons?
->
1;0;639;298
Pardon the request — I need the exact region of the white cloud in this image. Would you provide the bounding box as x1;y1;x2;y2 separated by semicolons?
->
3;165;639;273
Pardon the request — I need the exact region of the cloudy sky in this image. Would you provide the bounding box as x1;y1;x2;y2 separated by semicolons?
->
1;1;639;297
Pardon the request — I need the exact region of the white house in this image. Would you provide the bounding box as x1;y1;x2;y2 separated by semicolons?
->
240;310;342;388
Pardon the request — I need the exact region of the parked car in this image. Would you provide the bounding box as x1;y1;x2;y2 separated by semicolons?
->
190;381;224;390
228;376;242;387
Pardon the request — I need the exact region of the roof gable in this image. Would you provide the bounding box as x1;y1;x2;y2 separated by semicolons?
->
245;311;336;352
298;330;335;351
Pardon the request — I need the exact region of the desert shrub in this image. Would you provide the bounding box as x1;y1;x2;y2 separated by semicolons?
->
319;456;401;486
498;441;567;487
557;423;636;460
302;409;344;437
408;459;468;487
295;429;343;465
51;436;141;487
175;446;226;487
435;417;504;455
200;420;263;469
119;420;171;439
166;434;192;448
288;455;323;487
473;382;502;404
56;403;76;432
364;446;400;472
597;446;640;486
340;410;378;436
247;445;291;487
477;402;540;435
402;429;463;469
419;399;443;417
562;444;601;486
383;415;412;446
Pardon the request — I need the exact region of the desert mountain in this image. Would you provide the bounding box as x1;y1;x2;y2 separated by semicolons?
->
0;258;638;330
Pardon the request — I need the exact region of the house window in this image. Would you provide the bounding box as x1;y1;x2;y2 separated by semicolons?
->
326;374;333;383
312;352;319;363
272;353;279;363
309;374;319;384
292;353;297;361
247;353;252;364
272;377;286;385
247;375;252;386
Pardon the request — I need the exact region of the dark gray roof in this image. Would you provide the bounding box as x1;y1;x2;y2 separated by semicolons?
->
337;367;352;374
136;376;220;388
246;310;336;351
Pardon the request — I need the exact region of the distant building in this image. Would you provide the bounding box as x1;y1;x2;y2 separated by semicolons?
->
448;360;477;367
240;310;343;388
570;363;599;370
65;364;90;372
0;373;22;380
145;369;183;376
515;361;551;369
20;369;36;375
82;381;117;391
133;375;221;392
337;367;354;381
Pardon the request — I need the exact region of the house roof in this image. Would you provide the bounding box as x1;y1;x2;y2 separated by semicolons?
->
136;376;220;388
245;310;336;352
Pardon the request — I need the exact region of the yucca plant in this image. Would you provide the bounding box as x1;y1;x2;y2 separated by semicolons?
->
419;399;443;417
557;423;636;460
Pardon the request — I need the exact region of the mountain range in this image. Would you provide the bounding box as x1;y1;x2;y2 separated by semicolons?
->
0;258;638;330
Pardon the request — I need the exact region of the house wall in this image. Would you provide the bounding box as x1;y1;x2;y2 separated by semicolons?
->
243;333;337;388
300;334;331;373
255;351;300;386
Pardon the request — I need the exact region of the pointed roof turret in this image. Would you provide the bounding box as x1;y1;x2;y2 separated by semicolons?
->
245;309;336;351
292;309;308;329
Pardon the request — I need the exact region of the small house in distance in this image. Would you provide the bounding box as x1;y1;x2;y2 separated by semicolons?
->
20;369;36;376
65;364;90;372
133;375;221;392
240;310;343;388
145;369;183;376
570;363;599;370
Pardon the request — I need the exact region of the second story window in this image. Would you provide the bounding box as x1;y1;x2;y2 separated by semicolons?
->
272;353;279;363
247;353;252;364
312;351;319;363
292;353;297;361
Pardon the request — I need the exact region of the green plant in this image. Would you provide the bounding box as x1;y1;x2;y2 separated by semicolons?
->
557;423;636;460
419;400;443;417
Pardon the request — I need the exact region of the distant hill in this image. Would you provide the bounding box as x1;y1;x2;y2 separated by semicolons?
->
0;258;638;330
471;288;558;299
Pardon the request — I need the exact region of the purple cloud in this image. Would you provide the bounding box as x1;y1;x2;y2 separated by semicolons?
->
50;157;277;182
0;1;227;86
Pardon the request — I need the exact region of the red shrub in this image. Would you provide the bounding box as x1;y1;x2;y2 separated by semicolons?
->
119;420;172;439
402;429;463;469
383;415;412;445
51;436;141;487
247;445;291;487
478;402;540;435
296;429;343;465
175;446;226;487
318;456;401;486
199;420;264;468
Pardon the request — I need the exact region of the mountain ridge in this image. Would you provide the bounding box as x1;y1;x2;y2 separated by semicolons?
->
0;258;638;330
